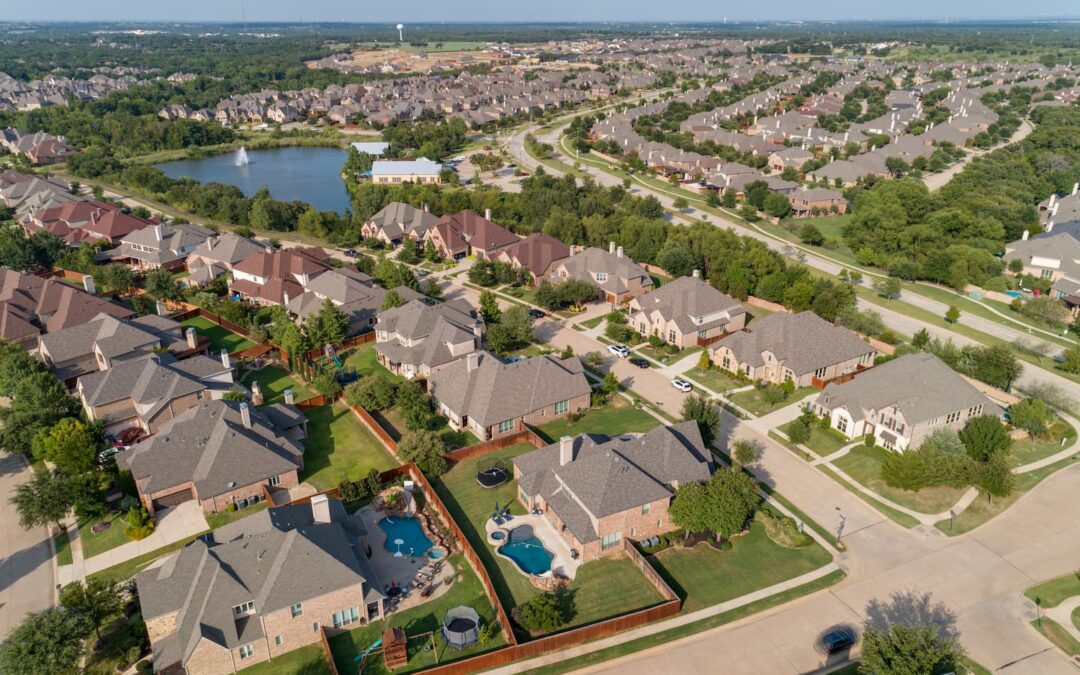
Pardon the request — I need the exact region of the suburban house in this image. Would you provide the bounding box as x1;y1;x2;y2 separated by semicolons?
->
0;128;75;164
37;313;192;384
767;147;814;173
0;268;133;349
546;243;654;304
628;272;746;348
425;209;520;260
184;232;268;287
494;233;571;284
360;201;439;248
107;222;216;271
375;298;481;379
1003;227;1080;314
812;352;1001;452
137;495;385;675
427;353;591;441
513;422;712;560
20;200;154;246
709;311;876;387
285;268;424;337
371;157;442;184
229;247;333;306
117;399;306;516
76;353;235;435
789;187;848;217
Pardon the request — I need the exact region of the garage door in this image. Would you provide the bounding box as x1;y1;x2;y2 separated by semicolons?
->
152;488;193;510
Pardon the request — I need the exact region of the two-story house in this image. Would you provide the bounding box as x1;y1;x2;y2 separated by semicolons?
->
375;298;481;379
628;272;746;348
545;243;654;305
513;422;712;560
494;233;570;285
107;222;215;271
425;209;520;261
360;201;439;248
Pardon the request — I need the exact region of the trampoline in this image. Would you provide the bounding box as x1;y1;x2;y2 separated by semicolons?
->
476;459;509;489
442;606;480;649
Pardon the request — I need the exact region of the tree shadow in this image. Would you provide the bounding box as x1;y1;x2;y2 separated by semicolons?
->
864;589;960;641
0;537;52;595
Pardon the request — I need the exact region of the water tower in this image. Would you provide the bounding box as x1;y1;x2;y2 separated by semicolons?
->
397;23;404;42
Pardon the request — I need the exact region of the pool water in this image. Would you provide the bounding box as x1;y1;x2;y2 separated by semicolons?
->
379;516;434;557
498;526;554;575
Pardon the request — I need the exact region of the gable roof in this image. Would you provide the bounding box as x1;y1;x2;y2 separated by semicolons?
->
366;201;439;240
549;247;653;295
712;311;874;376
631;275;744;334
78;354;231;423
432;210;520;254
188;232;267;267
498;233;570;276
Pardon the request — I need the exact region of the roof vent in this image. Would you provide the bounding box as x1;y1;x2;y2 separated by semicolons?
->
227;481;236;488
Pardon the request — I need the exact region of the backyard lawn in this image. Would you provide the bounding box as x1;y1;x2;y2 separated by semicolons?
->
301;403;398;491
376;406;480;450
238;644;332;675
728;386;818;418
328;554;505;675
777;420;850;458
239;364;313;405
430;444;666;633
343;343;405;383
683;366;743;394
649;522;832;613
181;316;255;353
832;445;967;515
535;396;659;443
1011;417;1076;468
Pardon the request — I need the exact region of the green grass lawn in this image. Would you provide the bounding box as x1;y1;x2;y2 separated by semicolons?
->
577;315;606;330
79;511;132;560
1025;571;1080;609
744;303;776;321
649;273;671;287
777;420;850;458
300;403;399;491
181;316;255;353
1011;418;1077;468
649;523;832;613
343;343;405;383
832;445;967;515
54;531;73;566
683;366;743;394
238;644;332;675
636;344;701;366
816;464;921;528
205;501;269;531
240;364;313;405
376;406;480;450
430;444;665;633
1031;618;1080;657
89;532;208;586
785;213;852;245
535;397;659;443
328;554;505;675
727;386;818;417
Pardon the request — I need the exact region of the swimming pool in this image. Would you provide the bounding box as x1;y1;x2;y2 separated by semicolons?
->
497;525;554;576
379;516;434;557
1005;291;1024;298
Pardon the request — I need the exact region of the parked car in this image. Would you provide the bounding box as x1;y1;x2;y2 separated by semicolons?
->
671;378;693;393
608;344;630;358
528;308;546;319
629;357;650;368
417;269;431;277
343;249;359;258
815;627;858;655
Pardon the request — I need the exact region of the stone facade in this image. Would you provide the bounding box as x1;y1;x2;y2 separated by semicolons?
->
712;345;872;387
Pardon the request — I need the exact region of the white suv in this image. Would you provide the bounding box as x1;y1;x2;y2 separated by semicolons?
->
671;378;693;393
608;344;630;357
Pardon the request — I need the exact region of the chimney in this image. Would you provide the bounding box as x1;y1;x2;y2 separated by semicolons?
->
692;269;700;278
1047;220;1055;233
616;246;624;258
252;381;262;400
239;401;251;428
466;352;480;372
609;241;616;254
484;208;492;221
1022;229;1030;241
154;224;163;241
311;493;332;524
185;327;198;349
220;348;230;369
283;290;290;306
1073;182;1079;196
559;436;574;466
1049;194;1057;208
155;300;168;316
300;271;310;287
284;388;294;405
82;274;95;295
422;202;429;213
1052;203;1060;217
207;237;214;251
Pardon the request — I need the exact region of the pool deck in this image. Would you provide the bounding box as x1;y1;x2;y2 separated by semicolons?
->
485;513;581;580
359;507;454;614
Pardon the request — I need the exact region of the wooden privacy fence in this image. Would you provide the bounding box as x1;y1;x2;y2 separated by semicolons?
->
349;403;399;456
444;428;546;464
318;626;341;675
302;331;376;362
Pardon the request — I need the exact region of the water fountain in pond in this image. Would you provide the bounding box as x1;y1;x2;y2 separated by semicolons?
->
235;146;250;166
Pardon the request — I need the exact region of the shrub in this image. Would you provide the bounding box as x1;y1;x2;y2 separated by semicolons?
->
226;502;238;513
124;507;155;541
864;434;875;447
755;509;813;548
512;591;571;633
786;418;812;445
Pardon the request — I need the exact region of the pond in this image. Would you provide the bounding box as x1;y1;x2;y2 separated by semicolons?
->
155;146;351;213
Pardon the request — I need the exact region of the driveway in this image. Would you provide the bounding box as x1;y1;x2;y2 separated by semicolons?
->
0;453;55;640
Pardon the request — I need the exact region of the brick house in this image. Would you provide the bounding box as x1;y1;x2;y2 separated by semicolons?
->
628;272;746;348
359;201;438;248
493;233;570;285
545;243;654;305
710;311;876;387
138;495;385;674
788;186;848;218
427;352;591;441
374;298;481;380
513;422;712;560
424;209;520;260
117;400;306;516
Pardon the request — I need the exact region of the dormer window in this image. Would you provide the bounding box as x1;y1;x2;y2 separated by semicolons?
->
233;601;255;617
595;272;608;282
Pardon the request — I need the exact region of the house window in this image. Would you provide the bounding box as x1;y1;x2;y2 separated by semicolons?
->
601;532;622;550
554;400;569;415
667;330;676;343
815;366;828;378
275;635;284;646
836;417;848;435
596;272;608;282
968;405;983;417
1041;268;1053;279
640;323;647;333
498;419;515;434
269;475;281;487
290;603;303;618
945;411;961;424
332;607;360;628
312;622;320;633
642;502;651;515
722;356;731;369
239;644;254;660
233;601;255;617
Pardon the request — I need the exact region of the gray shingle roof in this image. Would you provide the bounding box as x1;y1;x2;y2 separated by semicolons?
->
549;247;652;296
711;311;875;376
630;275;744;333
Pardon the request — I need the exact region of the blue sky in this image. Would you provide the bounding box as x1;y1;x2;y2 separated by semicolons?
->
5;0;1078;23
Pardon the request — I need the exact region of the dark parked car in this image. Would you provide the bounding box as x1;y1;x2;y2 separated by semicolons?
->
816;627;858;655
528;308;546;318
343;249;359;258
629;357;650;368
